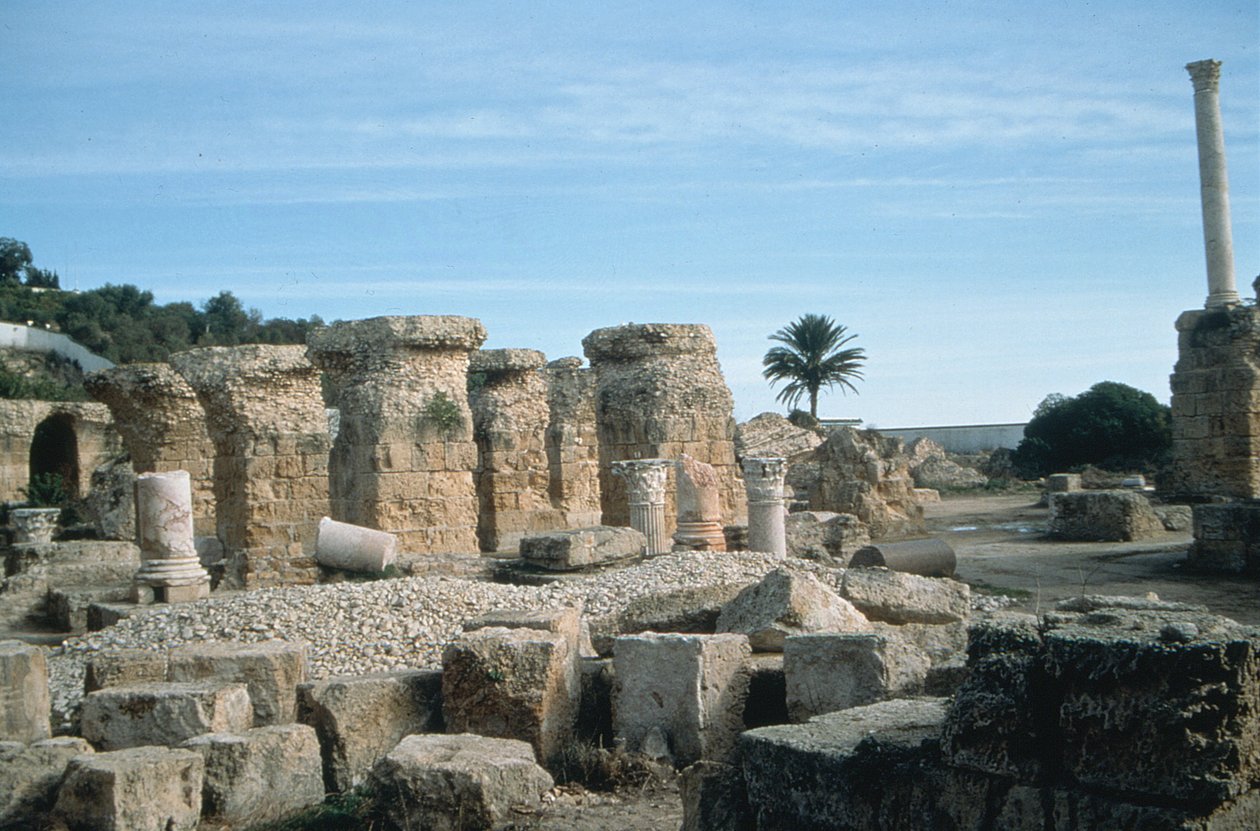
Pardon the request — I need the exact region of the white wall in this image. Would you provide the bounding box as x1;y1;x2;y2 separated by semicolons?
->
0;323;115;373
873;423;1026;453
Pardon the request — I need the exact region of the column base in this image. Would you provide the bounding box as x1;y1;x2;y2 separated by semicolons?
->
673;520;727;551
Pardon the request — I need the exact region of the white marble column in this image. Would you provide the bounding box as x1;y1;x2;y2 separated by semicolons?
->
612;459;671;556
1187;59;1239;309
742;457;787;556
132;470;210;603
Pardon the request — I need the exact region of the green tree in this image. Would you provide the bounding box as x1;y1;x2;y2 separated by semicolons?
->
0;238;33;286
762;313;866;419
1012;381;1172;477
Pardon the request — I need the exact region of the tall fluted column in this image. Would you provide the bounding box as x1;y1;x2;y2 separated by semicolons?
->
612;459;671;556
132;470;210;603
1187;59;1239;309
742;457;787;556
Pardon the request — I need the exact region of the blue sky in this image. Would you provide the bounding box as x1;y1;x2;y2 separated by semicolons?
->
2;2;1257;426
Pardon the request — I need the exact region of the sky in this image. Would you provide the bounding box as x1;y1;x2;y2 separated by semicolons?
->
2;2;1257;427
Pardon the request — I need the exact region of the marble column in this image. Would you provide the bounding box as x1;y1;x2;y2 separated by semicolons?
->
612;459;671;556
132;470;210;603
742;457;787;556
1187;59;1239;309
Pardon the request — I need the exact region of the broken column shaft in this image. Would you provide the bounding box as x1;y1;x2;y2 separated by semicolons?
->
1187;59;1239;309
132;470;210;603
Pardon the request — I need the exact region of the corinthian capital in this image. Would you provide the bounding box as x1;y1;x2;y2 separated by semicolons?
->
1187;59;1221;94
741;456;788;502
612;458;671;503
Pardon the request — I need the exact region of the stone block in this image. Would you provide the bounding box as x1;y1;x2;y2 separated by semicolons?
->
52;746;203;831
297;669;443;794
0;641;50;743
1046;473;1082;492
182;724;325;825
680;760;753;831
991;785;1260;831
48;586;134;634
84;649;168;693
783;632;930;721
784;511;870;564
839;568;970;625
368;733;553;831
0;737;93;828
167;640;307;726
519;525;646;570
740;698;950;831
716;569;870;652
80;681;253;750
1047;490;1165;541
612;633;751;766
588;582;746;656
442;626;577;768
464;605;592;657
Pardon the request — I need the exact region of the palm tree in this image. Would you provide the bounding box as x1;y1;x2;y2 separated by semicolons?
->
762;313;866;419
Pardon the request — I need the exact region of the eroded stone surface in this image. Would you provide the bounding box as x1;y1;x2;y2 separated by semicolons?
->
53;746;203;831
167;640;308;727
0;640;49;743
80;681;252;750
716;569;870;652
1048;490;1166;541
807;428;924;538
519;525;645;570
183;724;324;825
783;632;930;721
839;568;970;625
0;737;93;828
543;357;603;530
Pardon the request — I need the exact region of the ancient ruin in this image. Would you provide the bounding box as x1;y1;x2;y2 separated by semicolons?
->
171;344;331;588
307;316;486;557
542;357;603;530
0;400;119;504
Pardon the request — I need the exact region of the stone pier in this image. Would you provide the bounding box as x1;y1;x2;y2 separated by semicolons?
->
469;348;565;553
307;316;485;556
84;363;217;536
612;459;671;556
583;324;745;535
543;358;602;529
171;345;331;588
132;470;210;603
743;457;788;556
1187;59;1239;310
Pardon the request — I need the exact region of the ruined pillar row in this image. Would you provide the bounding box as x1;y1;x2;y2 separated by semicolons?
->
543;357;603;529
1186;59;1239;309
84;363;217;537
583;323;746;537
613;458;671;556
171;345;331;588
469;348;565;553
307;316;485;556
743;456;787;556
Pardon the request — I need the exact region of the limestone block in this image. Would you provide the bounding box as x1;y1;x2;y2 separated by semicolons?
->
519;525;646;570
991;784;1260;831
167;640;307;726
1045;610;1260;804
784;511;870;563
1046;473;1082;492
588;582;747;656
839;568;971;625
680;760;753;831
0;737;94;828
52;746;204;831
612;633;751;766
716;569;871;652
464;605;592;657
734;411;824;461
84;649;168;693
315;516;398;572
80;681;252;750
1047;490;1165;541
442;626;577;768
297;669;443;794
783;633;930;721
1154;503;1193;531
0;640;50;743
740;698;950;831
368;733;553;831
182;724;324;825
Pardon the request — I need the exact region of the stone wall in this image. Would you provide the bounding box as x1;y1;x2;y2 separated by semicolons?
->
84;364;217;536
171;345;331;588
583;324;745;534
0;400;120;503
469;349;564;552
808;427;924;538
543;357;602;529
308;316;485;556
1169;305;1260;499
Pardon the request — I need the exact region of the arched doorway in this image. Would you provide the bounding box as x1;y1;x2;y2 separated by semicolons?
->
29;413;79;499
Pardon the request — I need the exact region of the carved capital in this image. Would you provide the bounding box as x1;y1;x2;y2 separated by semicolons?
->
741;456;788;502
1187;60;1221;94
612;458;670;503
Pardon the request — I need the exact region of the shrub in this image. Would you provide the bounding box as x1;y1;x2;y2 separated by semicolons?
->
422;390;461;434
23;472;68;507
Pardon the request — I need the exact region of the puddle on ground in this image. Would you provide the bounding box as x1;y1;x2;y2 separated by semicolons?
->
950;526;978;532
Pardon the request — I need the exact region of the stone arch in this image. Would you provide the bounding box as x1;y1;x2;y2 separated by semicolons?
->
29;412;80;497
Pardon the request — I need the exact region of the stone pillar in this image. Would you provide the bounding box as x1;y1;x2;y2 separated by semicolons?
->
85;363;217;536
543;357;602;529
743;457;787;556
1187;60;1239;309
132;470;210;603
171;345;331;588
673;454;726;551
612;459;671;556
583;324;746;536
469;348;564;552
307;316;485;556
